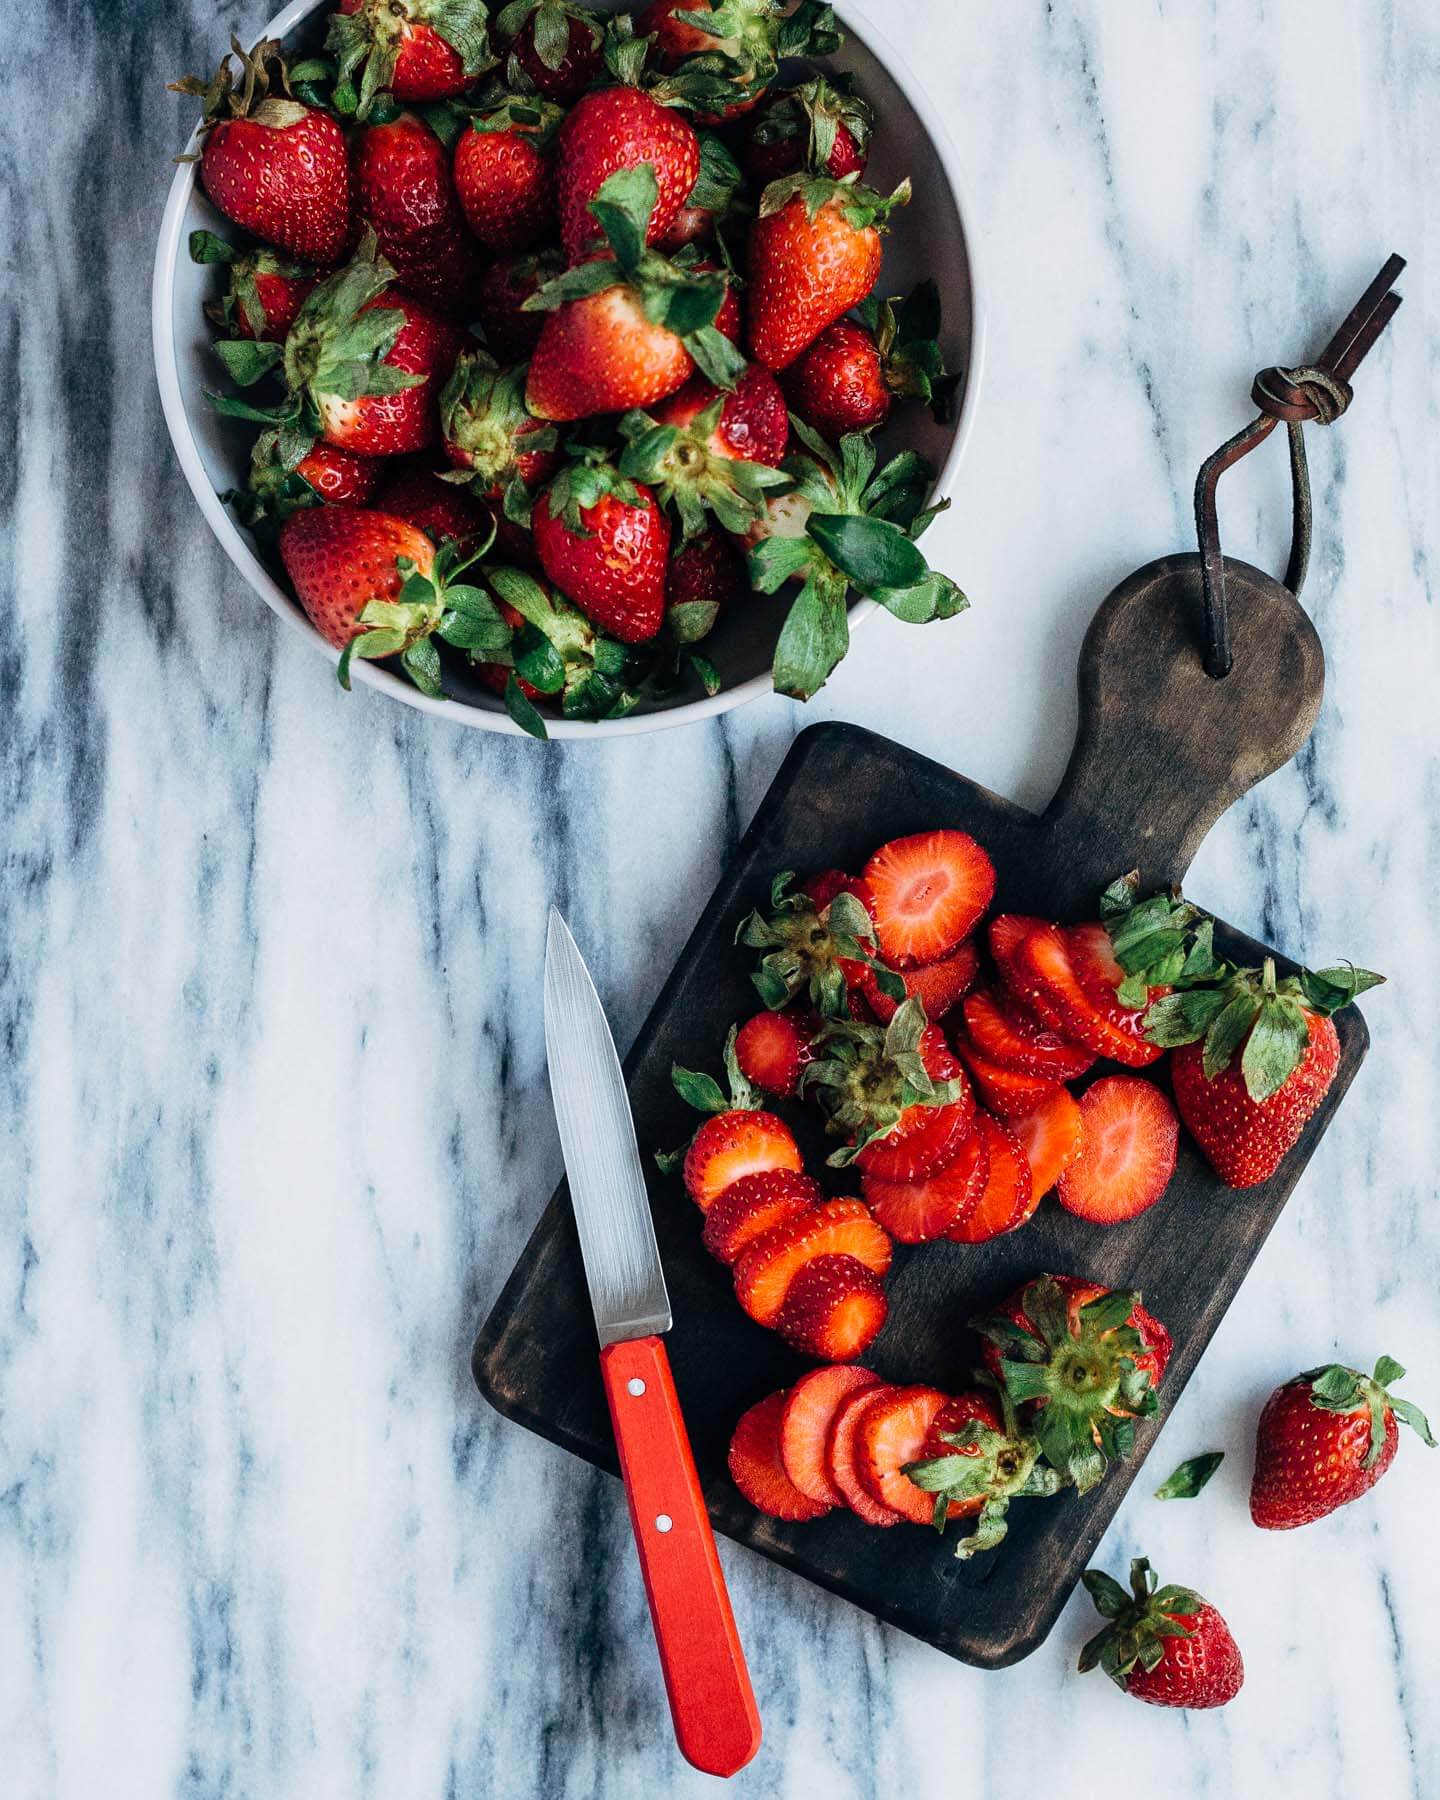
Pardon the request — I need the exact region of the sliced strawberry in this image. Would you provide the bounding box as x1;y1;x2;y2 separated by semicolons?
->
947;1113;1034;1242
776;1254;889;1361
863;830;997;967
953;1034;1064;1121
853;1034;976;1182
960;987;1096;1080
780;1365;882;1508
860;939;981;1025
1011;1086;1085;1199
728;1391;830;1521
988;913;1048;992
827;1383;906;1525
1056;1076;1179;1224
857;1386;960;1525
734;1009;814;1097
861;1128;989;1243
1016;924;1163;1068
683;1109;802;1211
1067;921;1171;1053
701;1170;822;1265
734;1198;893;1326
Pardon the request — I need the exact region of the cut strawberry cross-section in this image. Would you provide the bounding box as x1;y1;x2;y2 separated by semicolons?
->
776;1253;889;1361
856;1385;957;1525
780;1365;882;1508
664;1022;804;1208
858;938;981;1025
828;1382;906;1525
1011;1087;1085;1201
728;1390;830;1521
862;830;996;968
946;1113;1033;1243
1016;924;1164;1068
953;1032;1064;1121
733;1197;893;1326
960;987;1096;1082
701;1168;821;1264
1056;1076;1179;1224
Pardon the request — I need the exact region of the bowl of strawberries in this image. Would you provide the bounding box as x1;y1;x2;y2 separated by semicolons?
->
153;0;981;737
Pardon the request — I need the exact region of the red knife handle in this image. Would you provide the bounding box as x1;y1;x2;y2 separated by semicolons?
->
599;1336;762;1777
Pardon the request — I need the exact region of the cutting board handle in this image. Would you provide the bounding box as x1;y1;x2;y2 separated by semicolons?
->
1034;553;1324;914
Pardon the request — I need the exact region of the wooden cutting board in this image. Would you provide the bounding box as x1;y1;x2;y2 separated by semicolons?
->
472;553;1369;1668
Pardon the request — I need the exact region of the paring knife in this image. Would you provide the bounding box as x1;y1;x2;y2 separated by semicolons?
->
543;909;762;1779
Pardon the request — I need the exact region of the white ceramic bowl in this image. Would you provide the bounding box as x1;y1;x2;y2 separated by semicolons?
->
152;0;984;737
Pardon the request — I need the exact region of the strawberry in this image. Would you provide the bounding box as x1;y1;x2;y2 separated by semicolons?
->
494;0;604;104
354;112;484;319
733;1008;814;1096
775;1253;889;1360
782;280;953;437
525;168;745;421
234;430;384;541
742;76;872;187
1152;958;1382;1189
802;869;874;916
803;1002;976;1180
701;1168;820;1264
639;0;840;122
728;1391;831;1520
733;1198;892;1326
739;869;888;1019
666;529;744;637
1250;1356;1434;1530
327;0;491;114
440;351;560;504
1015;925;1164;1069
855;1386;957;1525
959;988;1095;1082
668;1021;805;1207
902;1388;1064;1557
861;1128;990;1243
1010;1087;1084;1199
190;231;316;341
1055;1076;1178;1224
286;443;381;506
453;98;560;252
988;913;1049;997
278;507;505;695
474;249;564;360
975;1273;1170;1491
863;830;996;969
858;940;981;1026
375;460;492;546
171;38;353;264
827;1383;906;1525
746;173;909;370
620;368;791;541
945;1112;1032;1242
554;85;701;260
532;460;670;641
1080;1558;1244;1709
779;1365;882;1507
952;1036;1062;1121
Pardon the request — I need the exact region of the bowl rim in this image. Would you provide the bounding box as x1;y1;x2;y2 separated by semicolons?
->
151;0;987;740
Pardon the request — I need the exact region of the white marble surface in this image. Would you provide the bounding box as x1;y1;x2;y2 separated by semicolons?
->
4;1;1439;1794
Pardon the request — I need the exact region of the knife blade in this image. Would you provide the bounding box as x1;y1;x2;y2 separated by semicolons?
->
544;909;761;1779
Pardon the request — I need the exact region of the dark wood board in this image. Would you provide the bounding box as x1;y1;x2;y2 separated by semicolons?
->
473;554;1368;1668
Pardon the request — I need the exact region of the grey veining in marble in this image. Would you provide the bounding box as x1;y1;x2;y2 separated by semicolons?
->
3;1;1439;1795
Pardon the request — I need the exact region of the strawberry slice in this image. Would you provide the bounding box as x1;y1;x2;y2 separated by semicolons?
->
854;1035;976;1181
988;913;1049;992
733;1198;893;1326
1056;1075;1179;1223
1011;1087;1085;1198
701;1169;822;1265
947;1113;1034;1242
859;939;981;1025
728;1391;831;1520
733;1009;815;1097
861;1128;989;1242
960;987;1096;1081
1067;921;1171;1051
683;1109;803;1210
953;1033;1063;1120
1016;924;1163;1068
776;1254;889;1360
780;1365;883;1507
857;1385;960;1524
827;1382;906;1525
863;831;997;968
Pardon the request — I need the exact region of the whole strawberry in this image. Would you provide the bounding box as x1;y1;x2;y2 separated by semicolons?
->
620;368;790;539
1147;959;1383;1188
171;38;353;265
783;280;952;437
327;0;491;116
1250;1356;1434;1529
441;350;559;503
494;0;604;104
666;528;743;640
553;84;700;260
375;461;493;547
747;172;910;370
474;249;564;360
742;75;872;186
532;460;671;642
234;429;383;539
355;112;484;317
189;231;316;342
1079;1558;1244;1710
453;98;560;252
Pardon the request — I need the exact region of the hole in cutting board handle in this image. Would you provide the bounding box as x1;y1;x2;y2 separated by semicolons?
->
1035;552;1325;912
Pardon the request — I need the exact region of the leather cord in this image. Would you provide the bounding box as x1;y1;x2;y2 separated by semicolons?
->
1193;255;1405;678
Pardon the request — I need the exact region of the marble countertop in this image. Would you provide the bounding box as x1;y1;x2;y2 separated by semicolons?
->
4;1;1438;1794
